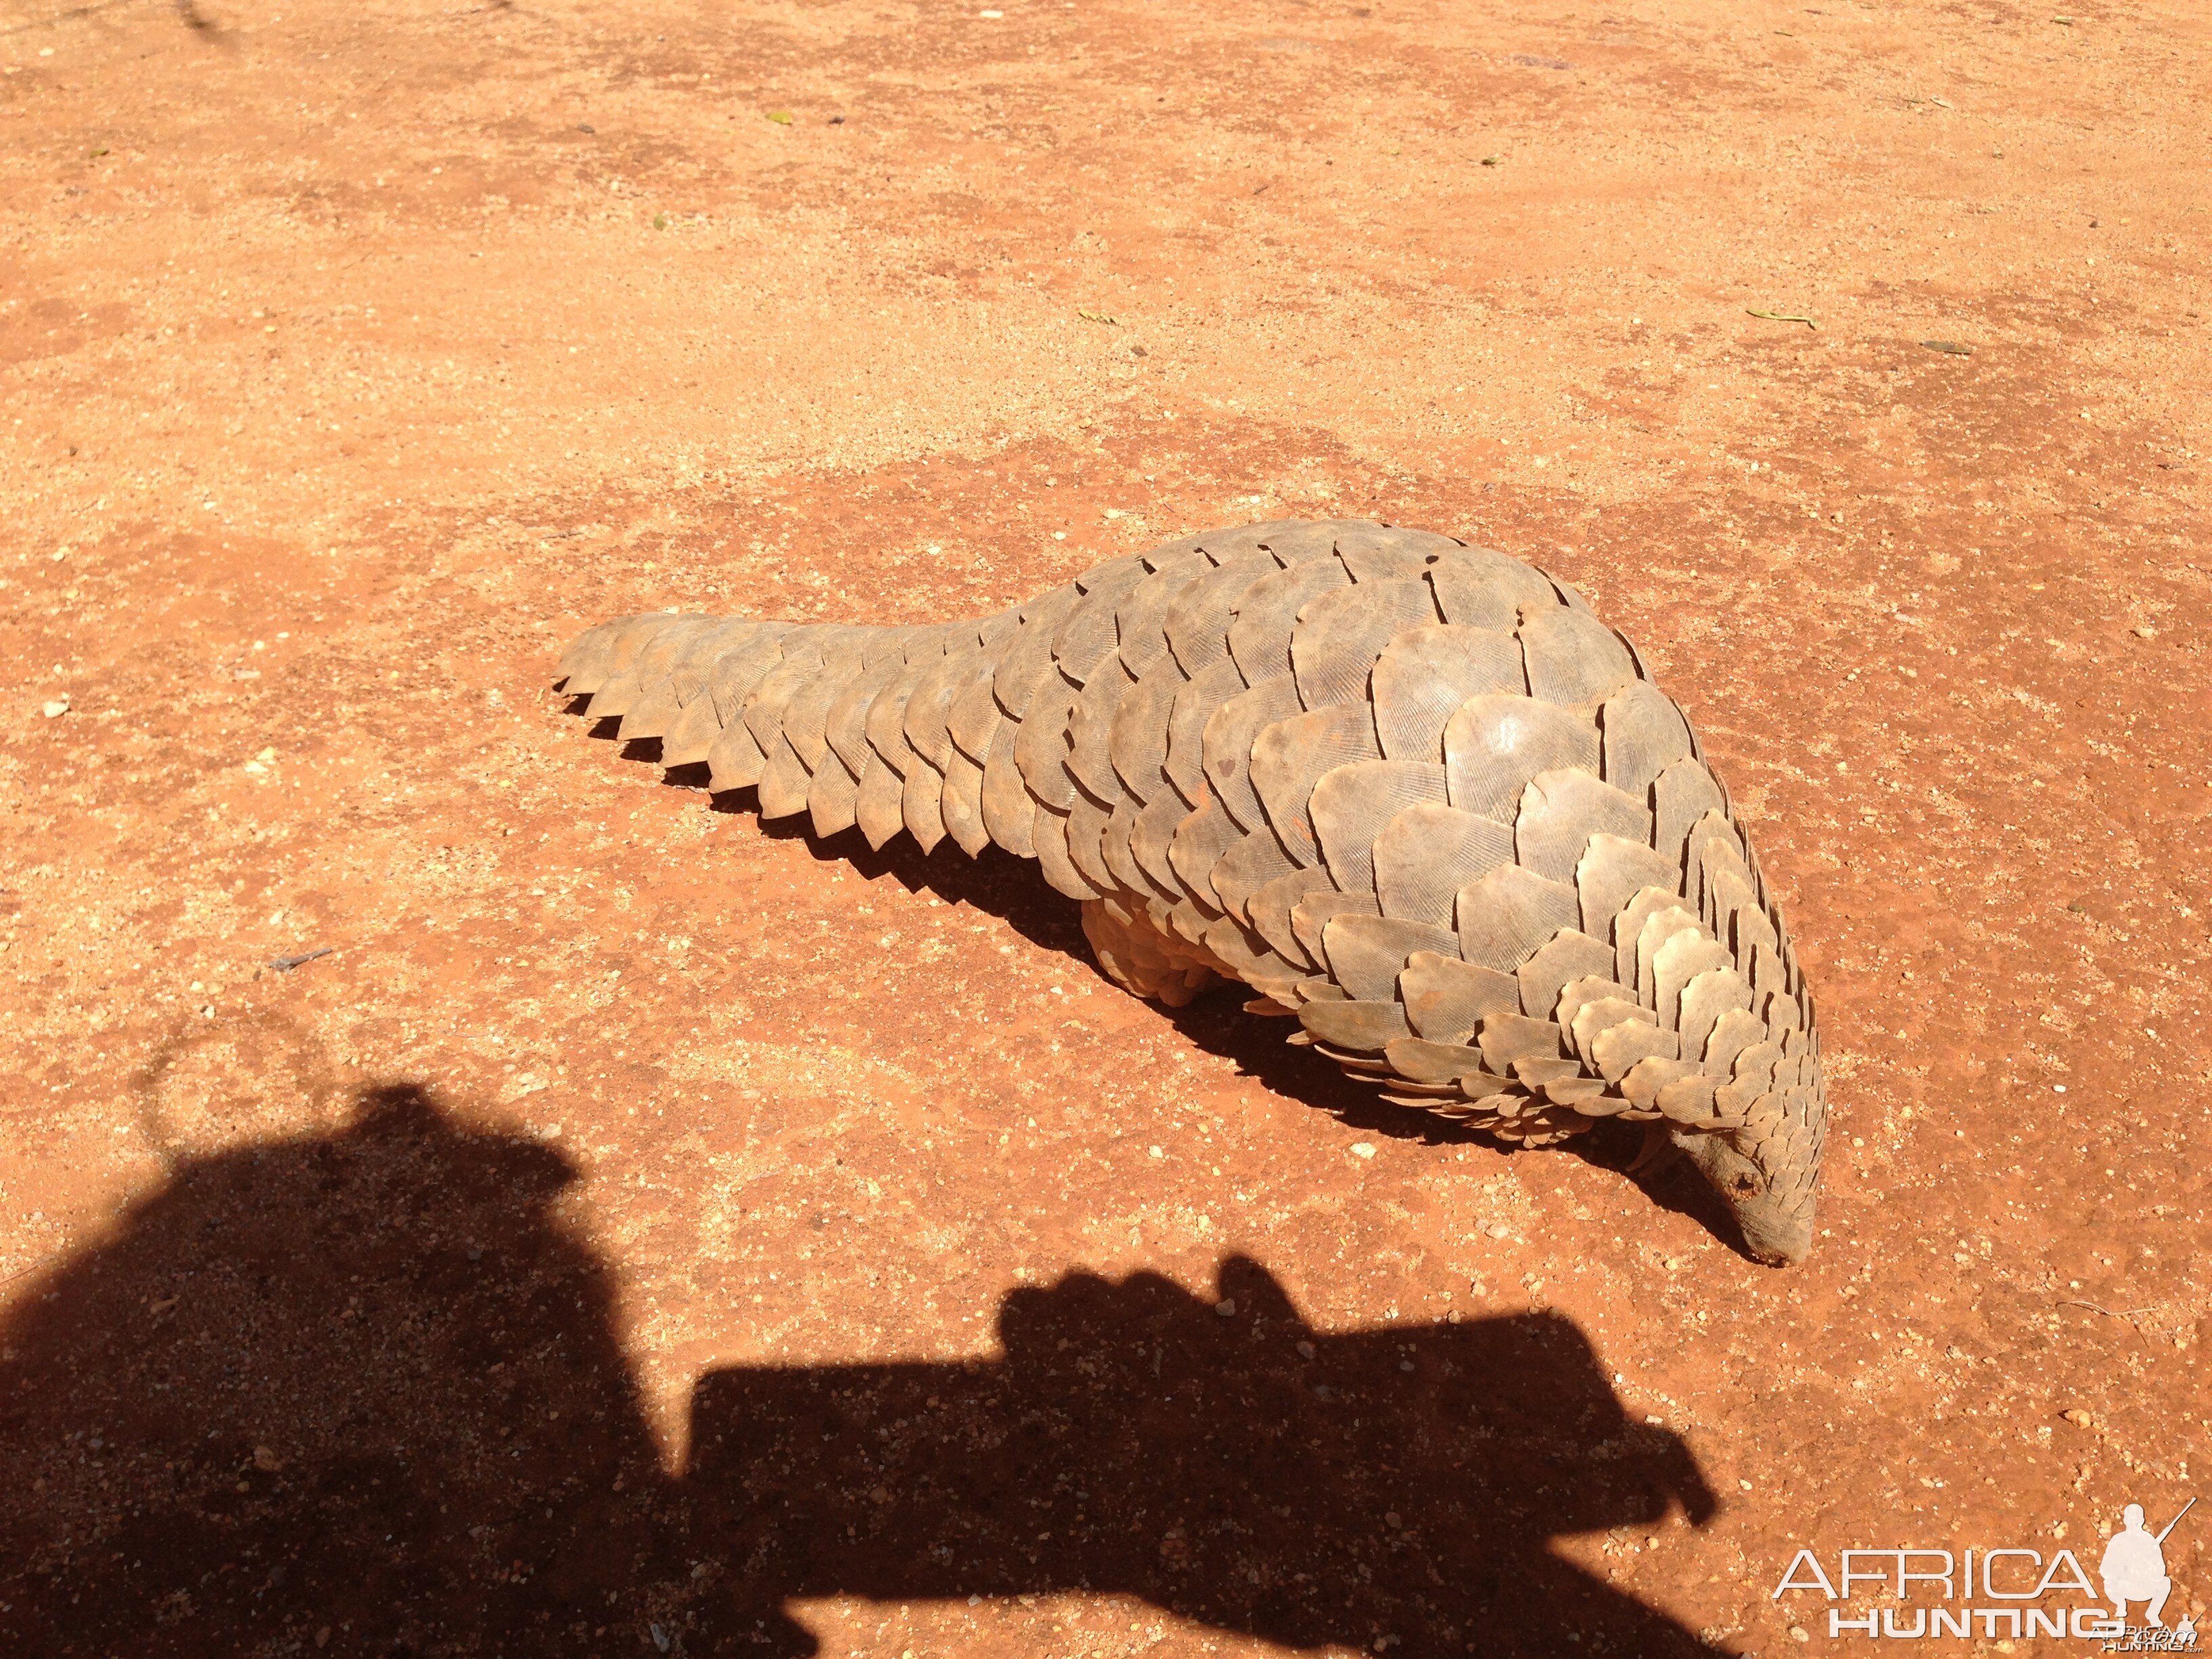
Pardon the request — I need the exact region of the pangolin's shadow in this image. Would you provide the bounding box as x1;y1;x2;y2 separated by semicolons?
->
740;793;1090;962
0;1085;1725;1658
712;773;1746;1250
684;766;1491;1136
580;727;1748;1252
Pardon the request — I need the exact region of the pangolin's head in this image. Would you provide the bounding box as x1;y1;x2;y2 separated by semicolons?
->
1668;1082;1826;1266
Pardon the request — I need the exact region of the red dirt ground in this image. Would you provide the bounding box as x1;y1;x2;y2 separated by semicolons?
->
2;0;2208;1654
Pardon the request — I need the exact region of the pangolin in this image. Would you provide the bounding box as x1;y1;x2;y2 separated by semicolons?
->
555;520;1826;1263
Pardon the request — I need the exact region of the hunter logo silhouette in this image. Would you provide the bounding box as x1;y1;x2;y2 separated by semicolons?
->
2104;1498;2194;1629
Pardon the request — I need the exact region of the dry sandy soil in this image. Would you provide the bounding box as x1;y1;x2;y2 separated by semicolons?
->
2;0;2209;1653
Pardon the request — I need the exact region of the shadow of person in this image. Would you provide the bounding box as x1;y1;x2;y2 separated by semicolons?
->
0;1084;672;1657
1;1086;1723;1658
684;1256;1721;1657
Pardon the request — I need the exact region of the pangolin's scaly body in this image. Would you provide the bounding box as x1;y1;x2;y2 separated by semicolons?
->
556;520;1826;1263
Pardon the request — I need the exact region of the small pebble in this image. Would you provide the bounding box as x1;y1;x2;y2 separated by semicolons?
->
1296;1340;1317;1359
1214;1298;1237;1318
41;698;68;718
1350;1141;1376;1159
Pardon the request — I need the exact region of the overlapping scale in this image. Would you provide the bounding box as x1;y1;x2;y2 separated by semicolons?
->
556;518;1827;1263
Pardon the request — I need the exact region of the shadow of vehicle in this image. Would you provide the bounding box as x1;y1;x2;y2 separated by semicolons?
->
0;1085;1723;1657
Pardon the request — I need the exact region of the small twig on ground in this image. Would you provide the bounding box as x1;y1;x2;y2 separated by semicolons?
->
268;947;335;972
1747;309;1818;329
2058;1298;2154;1324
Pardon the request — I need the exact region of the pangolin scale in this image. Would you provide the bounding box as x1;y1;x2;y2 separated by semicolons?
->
556;520;1826;1263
